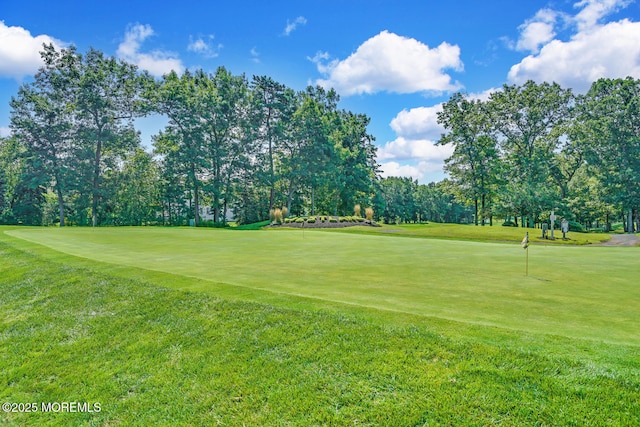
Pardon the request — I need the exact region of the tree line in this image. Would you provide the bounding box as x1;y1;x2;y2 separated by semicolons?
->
0;44;379;226
436;79;640;232
1;44;639;231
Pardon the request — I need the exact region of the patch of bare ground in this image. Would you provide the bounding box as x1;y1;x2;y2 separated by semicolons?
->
597;233;640;246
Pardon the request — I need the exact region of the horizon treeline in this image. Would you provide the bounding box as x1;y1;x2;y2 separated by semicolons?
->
0;44;380;227
1;44;639;231
435;79;640;232
376;78;640;232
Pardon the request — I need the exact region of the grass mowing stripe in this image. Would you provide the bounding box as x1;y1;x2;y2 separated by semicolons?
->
6;226;640;346
1;233;639;426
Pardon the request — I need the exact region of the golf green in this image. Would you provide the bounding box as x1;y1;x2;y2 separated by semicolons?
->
6;227;639;345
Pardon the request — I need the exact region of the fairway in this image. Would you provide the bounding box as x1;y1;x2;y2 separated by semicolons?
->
6;226;639;345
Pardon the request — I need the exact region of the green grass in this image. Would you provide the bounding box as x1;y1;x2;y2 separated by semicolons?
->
5;226;637;345
327;222;611;245
1;226;639;425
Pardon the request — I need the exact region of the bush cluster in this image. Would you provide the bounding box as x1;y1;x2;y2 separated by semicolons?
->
274;213;373;226
568;220;584;232
365;207;374;221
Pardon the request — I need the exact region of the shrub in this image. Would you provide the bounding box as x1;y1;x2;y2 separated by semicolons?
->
365;207;374;221
273;208;283;224
568;220;584;232
307;217;316;223
281;206;289;218
354;204;361;217
295;218;305;223
269;209;275;222
329;217;338;223
356;217;365;222
502;220;517;227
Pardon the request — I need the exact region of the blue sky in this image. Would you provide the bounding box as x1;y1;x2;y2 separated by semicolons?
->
1;0;639;183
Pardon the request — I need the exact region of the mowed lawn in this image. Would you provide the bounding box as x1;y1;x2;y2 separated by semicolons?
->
331;222;612;245
1;226;639;426
5;226;639;345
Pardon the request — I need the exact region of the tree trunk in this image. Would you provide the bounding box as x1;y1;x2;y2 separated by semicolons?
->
269;188;275;214
268;140;275;213
286;180;296;216
191;162;199;226
213;157;221;223
55;181;65;227
194;185;200;226
91;137;102;227
627;208;634;234
481;194;486;226
474;198;478;226
266;102;275;213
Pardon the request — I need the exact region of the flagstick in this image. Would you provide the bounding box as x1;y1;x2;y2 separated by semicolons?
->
521;231;529;277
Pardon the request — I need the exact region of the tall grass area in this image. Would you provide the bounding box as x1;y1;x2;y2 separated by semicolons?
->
1;227;639;425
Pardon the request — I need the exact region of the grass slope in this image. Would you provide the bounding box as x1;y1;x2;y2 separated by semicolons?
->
5;226;639;345
328;222;611;245
1;230;639;426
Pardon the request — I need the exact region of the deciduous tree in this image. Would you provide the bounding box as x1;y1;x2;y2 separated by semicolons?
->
437;93;500;225
9;44;80;226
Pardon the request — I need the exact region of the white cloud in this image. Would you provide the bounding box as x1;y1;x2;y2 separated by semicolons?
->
508;0;640;92
283;16;307;36
467;87;501;102
0;127;11;138
117;23;184;77
308;51;334;73
0;21;66;79
573;0;631;31
508;19;640;91
379;160;448;182
377;136;453;162
250;47;260;63
376;103;454;182
379;161;423;180
516;9;559;53
390;105;444;140
313;30;463;96
187;35;222;58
